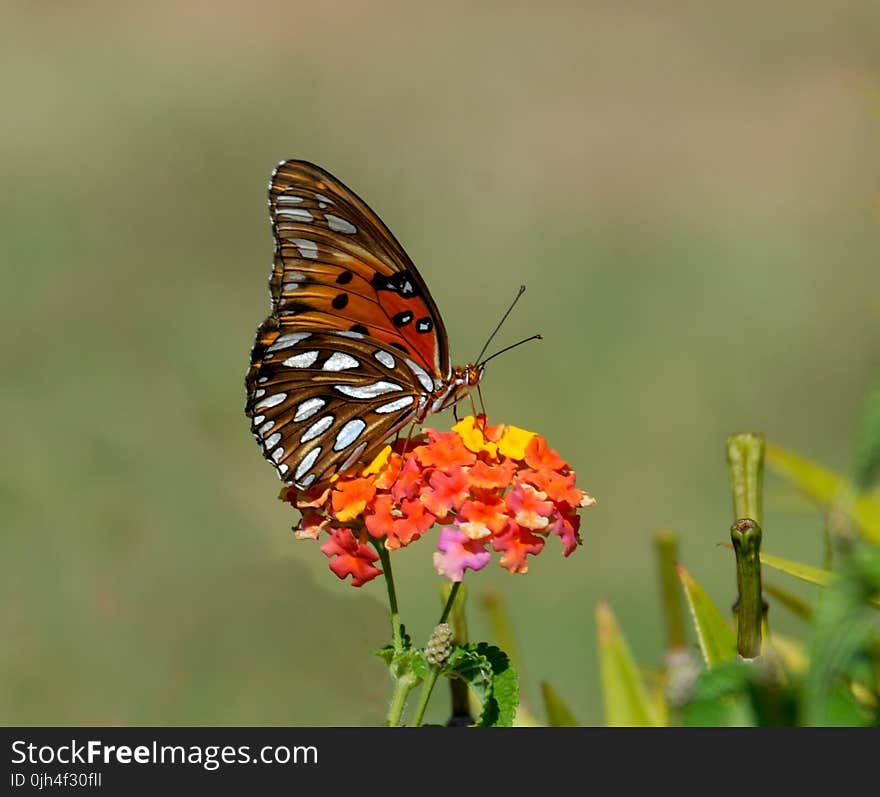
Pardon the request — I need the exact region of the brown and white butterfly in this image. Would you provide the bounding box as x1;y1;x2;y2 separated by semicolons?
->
245;160;485;489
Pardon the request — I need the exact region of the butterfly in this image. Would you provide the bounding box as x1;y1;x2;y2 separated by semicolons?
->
244;160;486;489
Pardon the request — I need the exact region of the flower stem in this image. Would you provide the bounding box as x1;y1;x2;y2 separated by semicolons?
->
373;540;414;726
443;583;473;725
386;672;417;727
439;581;462;625
411;582;463;727
374;541;403;653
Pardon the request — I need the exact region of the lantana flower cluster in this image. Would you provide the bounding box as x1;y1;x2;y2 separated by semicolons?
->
282;416;596;587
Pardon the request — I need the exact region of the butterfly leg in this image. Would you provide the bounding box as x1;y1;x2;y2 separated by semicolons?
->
475;383;487;418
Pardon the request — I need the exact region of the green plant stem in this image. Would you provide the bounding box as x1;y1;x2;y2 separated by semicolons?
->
411;582;463;727
374;541;403;653
442;583;473;724
374;541;413;726
654;530;686;651
726;433;765;527
439;581;462;624
386;673;417;727
410;669;441;727
731;518;764;659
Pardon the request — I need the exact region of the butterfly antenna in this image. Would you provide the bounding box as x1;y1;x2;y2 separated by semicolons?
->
474;284;527;364
479;334;543;367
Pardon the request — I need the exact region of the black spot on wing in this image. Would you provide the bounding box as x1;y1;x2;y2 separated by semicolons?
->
332;293;349;310
392;310;413;328
370;270;419;298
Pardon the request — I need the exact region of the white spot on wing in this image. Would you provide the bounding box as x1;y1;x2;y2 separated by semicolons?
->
283;351;320;368
254;389;266;399
294;398;325;421
336;330;364;339
300;415;334;443
323;352;359;371
278;463;289;475
271;446;285;463
405;358;434;392
290;238;318;259
267;331;312;352
276;208;314;222
301;473;316;486
295;446;322;481
373;350;395;369
252;414;265;425
315;193;333;208
264;432;282;449
375;396;415;414
276;195;304;205
254;392;286;411
334;381;403;399
334;419;366;451
257;420;275;435
326;214;357;234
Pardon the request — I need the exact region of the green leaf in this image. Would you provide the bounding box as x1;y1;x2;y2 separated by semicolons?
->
410;650;430;681
676;565;737;667
804;546;880;726
596;601;662;726
540;681;579;727
853;374;880;491
375;623;413;667
766;443;880;542
763;582;813;621
683;658;800;726
759;552;833;587
761;552;880;608
445;643;519;727
766;443;845;505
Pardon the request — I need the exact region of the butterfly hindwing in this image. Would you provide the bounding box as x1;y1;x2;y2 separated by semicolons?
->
245;328;432;486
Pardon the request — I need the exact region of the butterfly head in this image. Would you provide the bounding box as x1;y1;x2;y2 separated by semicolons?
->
462;362;485;388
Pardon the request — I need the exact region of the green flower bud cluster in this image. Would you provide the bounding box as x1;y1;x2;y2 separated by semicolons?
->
425;623;454;667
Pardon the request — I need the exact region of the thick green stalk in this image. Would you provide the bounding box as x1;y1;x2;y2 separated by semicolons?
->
726;433;765;527
731;518;764;659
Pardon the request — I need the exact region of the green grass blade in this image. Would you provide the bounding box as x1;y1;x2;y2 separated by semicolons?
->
760;552;880;608
766;443;880;542
852;373;880;491
596;601;662;726
759;551;832;586
676;565;737;667
763;581;813;621
540;681;579;727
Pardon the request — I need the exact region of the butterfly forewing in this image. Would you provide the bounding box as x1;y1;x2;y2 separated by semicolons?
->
268;160;450;377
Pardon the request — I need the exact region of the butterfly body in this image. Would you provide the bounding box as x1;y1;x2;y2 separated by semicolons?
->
245;160;482;489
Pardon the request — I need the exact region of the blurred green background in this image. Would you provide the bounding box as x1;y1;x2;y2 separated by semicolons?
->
1;1;878;726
